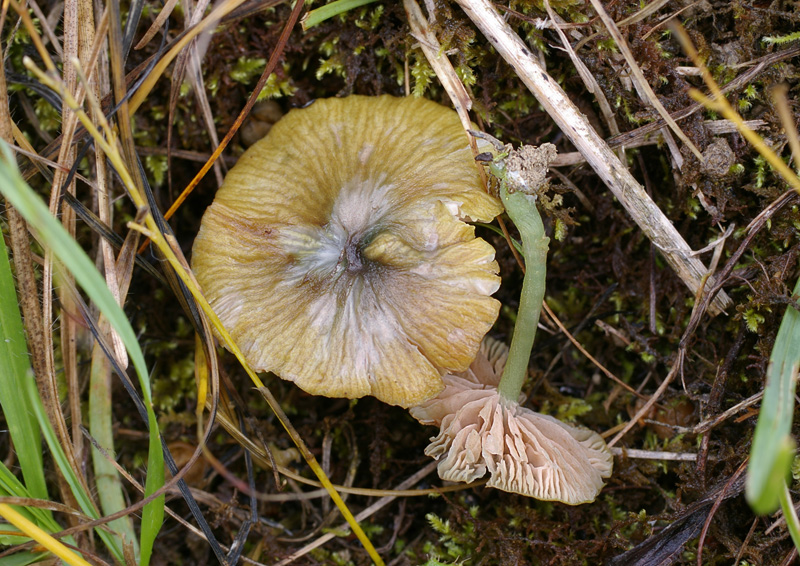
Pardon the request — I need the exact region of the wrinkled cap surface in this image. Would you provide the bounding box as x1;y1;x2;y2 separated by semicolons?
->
192;95;503;407
410;338;613;504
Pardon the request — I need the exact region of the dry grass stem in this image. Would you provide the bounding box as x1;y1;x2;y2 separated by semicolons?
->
273;462;439;566
403;0;477;155
587;0;703;162
551;119;766;166
694;392;764;435
134;0;181;50
773;85;800;172
610;448;697;462
454;0;733;316
542;0;622;146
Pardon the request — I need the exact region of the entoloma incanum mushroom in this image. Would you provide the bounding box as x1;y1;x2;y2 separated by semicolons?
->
410;142;613;504
192;95;503;408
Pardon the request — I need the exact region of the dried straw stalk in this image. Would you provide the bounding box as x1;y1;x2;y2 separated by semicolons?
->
454;0;733;316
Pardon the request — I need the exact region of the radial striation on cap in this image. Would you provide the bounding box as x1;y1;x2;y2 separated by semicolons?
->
192;95;503;407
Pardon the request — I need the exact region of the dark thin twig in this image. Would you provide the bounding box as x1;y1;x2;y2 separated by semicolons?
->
695;321;748;481
61;192;167;285
696;459;749;566
158;0;306;226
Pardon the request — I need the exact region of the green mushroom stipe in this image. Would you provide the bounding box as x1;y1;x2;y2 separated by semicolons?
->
496;183;550;402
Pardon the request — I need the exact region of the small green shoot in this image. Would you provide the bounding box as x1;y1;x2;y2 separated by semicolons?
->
301;0;380;31
762;32;800;45
746;276;800;514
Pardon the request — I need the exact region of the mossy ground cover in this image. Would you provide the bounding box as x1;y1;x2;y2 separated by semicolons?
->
2;0;800;564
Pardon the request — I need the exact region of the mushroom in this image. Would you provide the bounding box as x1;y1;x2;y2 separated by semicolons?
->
192;95;503;407
410;337;613;504
409;142;613;504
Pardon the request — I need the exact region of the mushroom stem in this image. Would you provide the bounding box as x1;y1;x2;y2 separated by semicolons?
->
497;184;549;402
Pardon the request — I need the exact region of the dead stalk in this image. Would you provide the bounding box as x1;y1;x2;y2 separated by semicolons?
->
454;0;733;316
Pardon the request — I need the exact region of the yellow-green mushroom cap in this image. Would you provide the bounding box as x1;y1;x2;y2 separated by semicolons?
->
192;95;503;407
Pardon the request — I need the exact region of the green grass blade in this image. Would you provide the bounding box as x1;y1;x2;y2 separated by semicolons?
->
0;142;164;564
0;550;45;566
89;347;140;557
25;373;124;561
301;0;379;30
474;221;523;254
781;482;800;553
0;460;62;532
0;234;47;501
138;409;164;566
747;275;800;514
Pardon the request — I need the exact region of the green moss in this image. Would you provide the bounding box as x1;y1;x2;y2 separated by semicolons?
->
422;511;476;564
354;4;384;30
596;37;619;53
34;97;61;132
145;154;168;188
257;64;297;99
410;53;437;98
316;55;346;81
153;352;197;413
763;31;800;45
743;307;766;333
539;397;593;422
230;56;267;84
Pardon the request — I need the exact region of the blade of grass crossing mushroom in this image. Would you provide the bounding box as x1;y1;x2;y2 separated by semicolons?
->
23;49;380;563
746;275;800;515
124;227;387;563
0;142;164;566
0;235;48;502
133;156;246;564
20;36;381;563
125;223;386;562
128;124;386;563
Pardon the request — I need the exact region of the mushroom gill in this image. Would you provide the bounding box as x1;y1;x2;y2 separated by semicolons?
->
192;95;503;407
410;338;613;504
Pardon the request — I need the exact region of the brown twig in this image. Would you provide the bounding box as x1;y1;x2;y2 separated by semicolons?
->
136;0;304;256
541;301;647;401
697;458;749;566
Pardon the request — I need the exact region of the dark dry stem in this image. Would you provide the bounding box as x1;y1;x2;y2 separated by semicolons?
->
497;184;549;402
